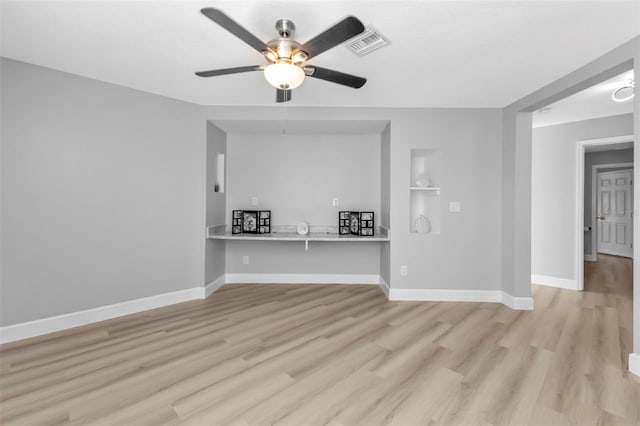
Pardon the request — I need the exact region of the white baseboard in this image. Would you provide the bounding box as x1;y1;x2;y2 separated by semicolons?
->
531;274;578;290
501;292;534;310
584;254;597;262
389;288;501;303
0;287;211;344
389;288;533;310
1;274;539;344
224;273;381;285
630;353;640;378
379;277;390;298
204;274;226;298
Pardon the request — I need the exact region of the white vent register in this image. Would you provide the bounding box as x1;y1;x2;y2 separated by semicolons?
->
344;26;389;56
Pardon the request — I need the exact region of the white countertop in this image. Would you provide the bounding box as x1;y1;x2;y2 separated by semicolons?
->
206;225;390;242
208;231;389;242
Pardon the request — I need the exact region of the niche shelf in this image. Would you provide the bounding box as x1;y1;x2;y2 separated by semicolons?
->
410;149;441;234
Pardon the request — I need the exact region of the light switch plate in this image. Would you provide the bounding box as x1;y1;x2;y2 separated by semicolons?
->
449;201;461;212
251;197;258;206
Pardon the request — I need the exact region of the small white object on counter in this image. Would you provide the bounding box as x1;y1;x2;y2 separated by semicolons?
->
297;222;309;235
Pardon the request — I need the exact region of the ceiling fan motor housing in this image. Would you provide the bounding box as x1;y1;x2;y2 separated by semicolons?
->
275;19;295;37
267;19;308;63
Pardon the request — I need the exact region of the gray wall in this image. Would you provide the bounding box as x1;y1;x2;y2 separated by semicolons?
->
205;123;227;285
380;123;391;286
203;106;504;292
389;110;503;291
224;132;381;275
0;58;206;326
226;133;381;227
0;59;503;328
225;241;381;275
531;114;633;279
584;146;634;255
501;111;531;297
633;39;639;360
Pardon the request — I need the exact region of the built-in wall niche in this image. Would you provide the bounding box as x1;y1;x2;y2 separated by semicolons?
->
214;152;225;193
410;149;441;234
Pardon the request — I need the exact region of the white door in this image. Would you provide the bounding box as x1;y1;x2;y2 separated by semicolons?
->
597;170;633;258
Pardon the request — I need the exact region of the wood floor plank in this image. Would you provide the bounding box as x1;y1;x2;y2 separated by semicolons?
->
0;255;638;425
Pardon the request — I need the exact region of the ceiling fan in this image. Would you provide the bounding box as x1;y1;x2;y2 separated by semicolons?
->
195;8;368;103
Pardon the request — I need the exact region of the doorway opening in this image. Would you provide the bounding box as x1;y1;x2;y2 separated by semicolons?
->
525;52;637;376
576;136;634;290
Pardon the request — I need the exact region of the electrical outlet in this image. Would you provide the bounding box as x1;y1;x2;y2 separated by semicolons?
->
332;198;339;207
251;197;258;206
243;255;249;265
449;201;461;212
400;265;408;276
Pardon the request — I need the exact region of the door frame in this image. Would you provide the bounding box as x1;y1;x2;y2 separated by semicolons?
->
575;135;634;291
589;164;634;261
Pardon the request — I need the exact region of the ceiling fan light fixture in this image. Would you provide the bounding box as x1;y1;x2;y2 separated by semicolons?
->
291;51;308;64
612;80;635;102
262;49;278;63
264;61;305;90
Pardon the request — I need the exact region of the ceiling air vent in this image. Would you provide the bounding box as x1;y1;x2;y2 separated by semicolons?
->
344;26;389;56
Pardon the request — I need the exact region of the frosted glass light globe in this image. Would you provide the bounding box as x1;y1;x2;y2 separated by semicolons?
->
264;62;305;90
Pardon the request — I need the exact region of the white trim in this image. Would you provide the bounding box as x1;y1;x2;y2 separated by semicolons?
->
576;141;585;290
389;288;503;303
224;273;381;285
0;277;539;343
204;274;226;298
531;274;579;290
590;163;634;262
388;288;533;310
630;353;640;377
501;292;534;310
379;277;390;298
576;135;634;292
0;287;205;344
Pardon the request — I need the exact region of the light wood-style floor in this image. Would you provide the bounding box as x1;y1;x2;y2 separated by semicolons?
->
1;255;638;425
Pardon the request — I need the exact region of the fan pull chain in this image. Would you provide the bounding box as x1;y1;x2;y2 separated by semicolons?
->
282;100;287;135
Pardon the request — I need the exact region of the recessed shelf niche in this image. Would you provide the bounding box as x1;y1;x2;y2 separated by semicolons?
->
410;149;441;234
214;152;225;193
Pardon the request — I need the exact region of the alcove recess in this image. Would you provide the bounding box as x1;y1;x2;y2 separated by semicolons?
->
214;152;225;193
410;149;441;234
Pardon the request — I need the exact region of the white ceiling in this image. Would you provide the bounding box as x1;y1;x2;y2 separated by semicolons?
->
533;70;634;128
1;1;639;108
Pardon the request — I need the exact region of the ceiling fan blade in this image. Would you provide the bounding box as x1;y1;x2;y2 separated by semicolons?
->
276;89;292;103
201;8;271;55
298;16;365;60
304;66;366;88
195;65;262;77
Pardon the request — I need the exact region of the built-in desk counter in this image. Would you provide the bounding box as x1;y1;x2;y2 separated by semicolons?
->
206;225;389;250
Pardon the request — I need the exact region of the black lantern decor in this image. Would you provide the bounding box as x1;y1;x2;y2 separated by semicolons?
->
232;210;243;234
